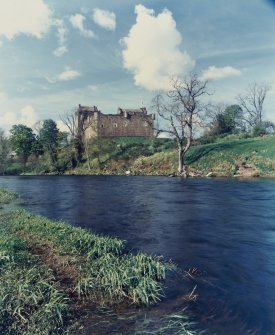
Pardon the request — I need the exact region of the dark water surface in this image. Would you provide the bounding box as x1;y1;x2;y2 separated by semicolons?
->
1;175;275;334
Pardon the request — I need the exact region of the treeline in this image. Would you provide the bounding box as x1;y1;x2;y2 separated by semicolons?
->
0;120;73;174
0;121;175;175
0;80;273;175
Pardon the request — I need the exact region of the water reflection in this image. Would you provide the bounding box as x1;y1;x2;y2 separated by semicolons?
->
0;176;275;334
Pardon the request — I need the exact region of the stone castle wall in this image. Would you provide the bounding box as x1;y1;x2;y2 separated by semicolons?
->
77;105;154;138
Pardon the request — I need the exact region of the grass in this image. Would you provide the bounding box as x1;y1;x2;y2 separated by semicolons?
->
0;190;204;335
0;224;69;335
0;201;171;334
0;188;18;204
66;134;275;177
127;134;275;177
9;209;168;305
136;311;205;335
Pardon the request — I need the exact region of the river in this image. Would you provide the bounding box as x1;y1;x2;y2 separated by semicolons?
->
0;175;275;334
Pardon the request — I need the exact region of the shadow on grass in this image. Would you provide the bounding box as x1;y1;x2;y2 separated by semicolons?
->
186;140;256;164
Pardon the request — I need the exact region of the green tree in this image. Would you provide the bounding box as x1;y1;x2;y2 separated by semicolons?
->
86;138;116;170
39;119;59;167
207;104;244;135
223;105;244;132
10;124;36;169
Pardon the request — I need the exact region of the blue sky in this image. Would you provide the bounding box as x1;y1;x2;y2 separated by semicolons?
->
0;0;275;131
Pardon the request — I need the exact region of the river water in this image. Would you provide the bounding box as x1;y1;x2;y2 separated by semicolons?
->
0;175;275;334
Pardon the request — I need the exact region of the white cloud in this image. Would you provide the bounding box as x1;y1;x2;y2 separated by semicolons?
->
19;105;38;127
46;67;81;83
54;46;68;57
56;120;68;132
200;66;242;81
69;14;95;38
53;19;68;57
0;0;52;40
87;85;98;91
58;67;81;81
0;105;38;129
121;5;194;91
92;9;116;31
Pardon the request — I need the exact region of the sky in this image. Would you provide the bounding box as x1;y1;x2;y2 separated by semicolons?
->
0;0;275;131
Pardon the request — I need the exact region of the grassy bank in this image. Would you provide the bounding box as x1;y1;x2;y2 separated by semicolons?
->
68;134;275;177
0;188;18;204
0;188;171;334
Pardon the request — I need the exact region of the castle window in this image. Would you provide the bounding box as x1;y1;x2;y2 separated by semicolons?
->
113;123;118;128
123;121;129;127
144;121;148;127
101;124;104;128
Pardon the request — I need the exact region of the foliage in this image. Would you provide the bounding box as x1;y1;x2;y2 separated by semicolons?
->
206;104;244;136
39;119;60;168
9;125;38;168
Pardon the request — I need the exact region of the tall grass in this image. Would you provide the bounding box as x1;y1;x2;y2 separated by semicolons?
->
0;225;69;335
0;188;18;204
0;208;171;334
136;312;205;335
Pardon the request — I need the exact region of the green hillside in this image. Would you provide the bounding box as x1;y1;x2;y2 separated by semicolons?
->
71;134;275;177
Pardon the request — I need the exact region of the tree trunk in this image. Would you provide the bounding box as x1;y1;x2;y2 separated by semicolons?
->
178;149;187;177
84;138;91;171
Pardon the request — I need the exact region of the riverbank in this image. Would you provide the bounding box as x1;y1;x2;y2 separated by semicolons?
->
0;188;205;335
64;134;275;178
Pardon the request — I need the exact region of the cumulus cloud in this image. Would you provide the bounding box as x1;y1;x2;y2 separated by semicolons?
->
92;9;116;31
53;19;68;57
121;5;194;91
69;14;95;38
200;66;242;81
0;0;52;40
19;105;38;126
46;67;81;83
0;105;38;129
57;67;81;81
56;120;68;132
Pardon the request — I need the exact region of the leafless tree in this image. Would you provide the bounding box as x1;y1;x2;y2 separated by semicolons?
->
152;73;209;176
237;83;270;129
60;108;97;168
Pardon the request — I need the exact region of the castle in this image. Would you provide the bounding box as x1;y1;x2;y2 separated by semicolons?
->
76;105;155;139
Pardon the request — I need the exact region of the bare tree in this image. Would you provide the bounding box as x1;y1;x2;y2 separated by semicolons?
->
60;110;82;164
152;73;209;176
237;83;270;129
60;108;97;169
